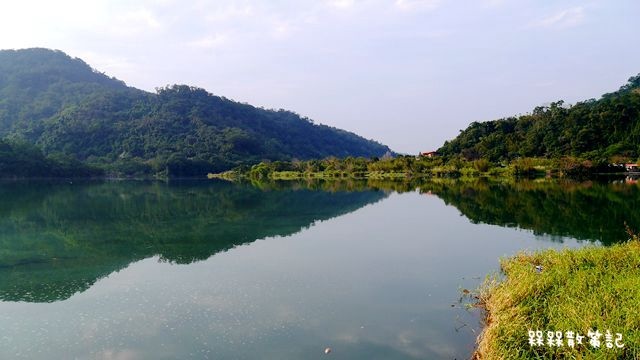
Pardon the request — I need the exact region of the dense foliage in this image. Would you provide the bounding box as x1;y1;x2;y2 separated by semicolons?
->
0;138;101;177
438;75;640;163
240;155;464;179
223;154;622;181
0;48;390;177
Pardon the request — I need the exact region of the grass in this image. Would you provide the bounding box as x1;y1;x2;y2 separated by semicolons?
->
475;234;640;359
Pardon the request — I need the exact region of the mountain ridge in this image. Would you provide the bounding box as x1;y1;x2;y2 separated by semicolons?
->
0;48;391;177
437;74;640;162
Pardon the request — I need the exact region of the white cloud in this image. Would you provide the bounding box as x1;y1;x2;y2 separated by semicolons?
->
395;0;442;11
0;0;108;48
67;6;163;40
204;4;254;22
270;20;301;40
326;0;355;9
530;6;585;29
187;34;229;49
481;0;506;8
116;8;162;33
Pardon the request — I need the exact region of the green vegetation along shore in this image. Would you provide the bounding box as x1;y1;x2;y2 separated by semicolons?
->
210;154;636;181
474;232;640;359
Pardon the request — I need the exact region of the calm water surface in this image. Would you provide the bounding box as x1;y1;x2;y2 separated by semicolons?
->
0;179;638;359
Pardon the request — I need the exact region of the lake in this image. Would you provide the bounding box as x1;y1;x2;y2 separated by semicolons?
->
0;178;638;359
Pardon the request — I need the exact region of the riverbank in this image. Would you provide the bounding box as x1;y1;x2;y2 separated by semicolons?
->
208;156;637;181
474;233;640;359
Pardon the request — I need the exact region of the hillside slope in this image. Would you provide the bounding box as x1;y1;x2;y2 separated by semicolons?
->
438;75;640;162
0;48;390;177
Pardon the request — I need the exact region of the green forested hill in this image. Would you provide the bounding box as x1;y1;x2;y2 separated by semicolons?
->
0;48;131;134
0;48;390;177
438;75;640;162
0;139;101;177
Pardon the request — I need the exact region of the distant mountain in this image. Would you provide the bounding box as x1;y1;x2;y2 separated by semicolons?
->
438;75;640;162
0;48;391;177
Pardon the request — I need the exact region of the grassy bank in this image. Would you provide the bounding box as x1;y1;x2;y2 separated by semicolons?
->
475;234;640;359
208;155;636;182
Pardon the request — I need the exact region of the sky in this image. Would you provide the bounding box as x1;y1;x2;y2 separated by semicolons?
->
0;0;639;154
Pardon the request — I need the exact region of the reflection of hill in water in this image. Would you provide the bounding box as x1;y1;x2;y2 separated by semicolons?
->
420;179;640;245
0;180;387;303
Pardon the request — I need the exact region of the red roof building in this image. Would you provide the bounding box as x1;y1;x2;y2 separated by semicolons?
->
420;151;439;158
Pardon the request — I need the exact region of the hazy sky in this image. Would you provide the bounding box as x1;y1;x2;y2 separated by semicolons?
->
1;0;638;153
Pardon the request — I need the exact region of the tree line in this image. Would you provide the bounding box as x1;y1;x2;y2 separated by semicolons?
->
438;75;640;164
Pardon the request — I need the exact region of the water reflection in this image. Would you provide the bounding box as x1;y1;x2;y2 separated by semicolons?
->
3;177;638;305
1;178;628;359
247;177;640;245
418;178;640;245
0;180;387;302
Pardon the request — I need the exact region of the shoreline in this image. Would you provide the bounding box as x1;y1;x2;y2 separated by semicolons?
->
208;169;639;182
473;235;640;359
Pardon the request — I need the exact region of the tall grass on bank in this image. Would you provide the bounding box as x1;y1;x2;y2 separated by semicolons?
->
475;232;640;359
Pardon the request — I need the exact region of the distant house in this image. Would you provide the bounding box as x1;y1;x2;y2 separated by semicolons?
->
625;163;639;172
420;151;439;158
